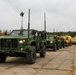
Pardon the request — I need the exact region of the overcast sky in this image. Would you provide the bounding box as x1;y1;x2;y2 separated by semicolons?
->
0;0;76;32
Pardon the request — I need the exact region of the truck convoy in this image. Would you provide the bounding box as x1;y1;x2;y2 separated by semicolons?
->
46;35;65;51
61;35;72;46
0;9;73;64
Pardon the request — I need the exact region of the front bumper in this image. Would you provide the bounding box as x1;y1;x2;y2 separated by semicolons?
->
46;44;54;48
0;50;28;54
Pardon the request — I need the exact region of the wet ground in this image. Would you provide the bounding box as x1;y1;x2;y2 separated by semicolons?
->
0;45;76;75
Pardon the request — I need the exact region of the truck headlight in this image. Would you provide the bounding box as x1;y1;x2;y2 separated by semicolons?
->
50;41;53;43
21;48;23;50
19;40;26;43
23;40;26;42
19;40;23;43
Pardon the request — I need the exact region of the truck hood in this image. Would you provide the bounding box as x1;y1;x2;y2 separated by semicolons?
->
47;39;54;41
0;35;31;39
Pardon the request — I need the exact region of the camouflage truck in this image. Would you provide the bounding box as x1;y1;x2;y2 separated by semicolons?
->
57;36;65;48
71;36;76;44
46;35;60;51
0;10;46;64
61;35;72;46
0;29;46;64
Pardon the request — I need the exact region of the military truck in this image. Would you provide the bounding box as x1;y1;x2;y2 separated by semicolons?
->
57;37;62;48
71;36;76;44
0;29;46;64
0;9;46;64
59;37;65;48
61;35;72;46
46;35;60;51
57;36;65;48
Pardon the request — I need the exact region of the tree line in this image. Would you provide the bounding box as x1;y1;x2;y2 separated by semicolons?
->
47;31;76;37
0;29;76;37
0;30;11;36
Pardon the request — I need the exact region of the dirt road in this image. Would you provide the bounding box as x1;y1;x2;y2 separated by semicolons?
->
0;45;76;75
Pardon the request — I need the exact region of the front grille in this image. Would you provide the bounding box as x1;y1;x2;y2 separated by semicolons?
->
11;39;18;48
1;39;6;48
1;39;18;50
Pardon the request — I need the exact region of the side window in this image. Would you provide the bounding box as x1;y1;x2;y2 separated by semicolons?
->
35;32;38;36
32;31;38;40
41;32;46;39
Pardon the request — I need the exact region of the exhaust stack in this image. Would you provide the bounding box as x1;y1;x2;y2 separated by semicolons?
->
44;12;46;32
28;9;30;39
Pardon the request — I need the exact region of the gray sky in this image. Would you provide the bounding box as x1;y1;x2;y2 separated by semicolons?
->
0;0;76;32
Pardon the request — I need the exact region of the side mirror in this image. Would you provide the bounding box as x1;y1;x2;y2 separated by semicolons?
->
41;31;46;39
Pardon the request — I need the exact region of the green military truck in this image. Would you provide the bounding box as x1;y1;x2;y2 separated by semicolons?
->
46;35;60;51
0;29;46;64
0;10;47;64
57;37;65;48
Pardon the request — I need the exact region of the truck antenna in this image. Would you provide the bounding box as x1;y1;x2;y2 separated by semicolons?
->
20;12;24;29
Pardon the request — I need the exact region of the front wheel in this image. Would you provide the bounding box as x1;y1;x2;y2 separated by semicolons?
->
0;54;7;63
40;45;46;57
57;44;59;50
62;43;65;48
26;46;36;64
53;44;57;51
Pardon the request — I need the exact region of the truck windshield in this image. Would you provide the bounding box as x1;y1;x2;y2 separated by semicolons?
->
11;30;31;36
49;36;54;40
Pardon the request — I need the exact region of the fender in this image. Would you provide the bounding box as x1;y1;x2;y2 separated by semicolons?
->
40;40;46;46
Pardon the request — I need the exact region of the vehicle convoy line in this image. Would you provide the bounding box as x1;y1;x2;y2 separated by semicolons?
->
0;10;75;75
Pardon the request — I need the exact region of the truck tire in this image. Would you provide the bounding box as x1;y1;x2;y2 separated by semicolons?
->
57;44;59;50
0;54;6;63
62;44;65;48
63;43;65;48
53;44;56;51
40;45;46;57
26;46;36;64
